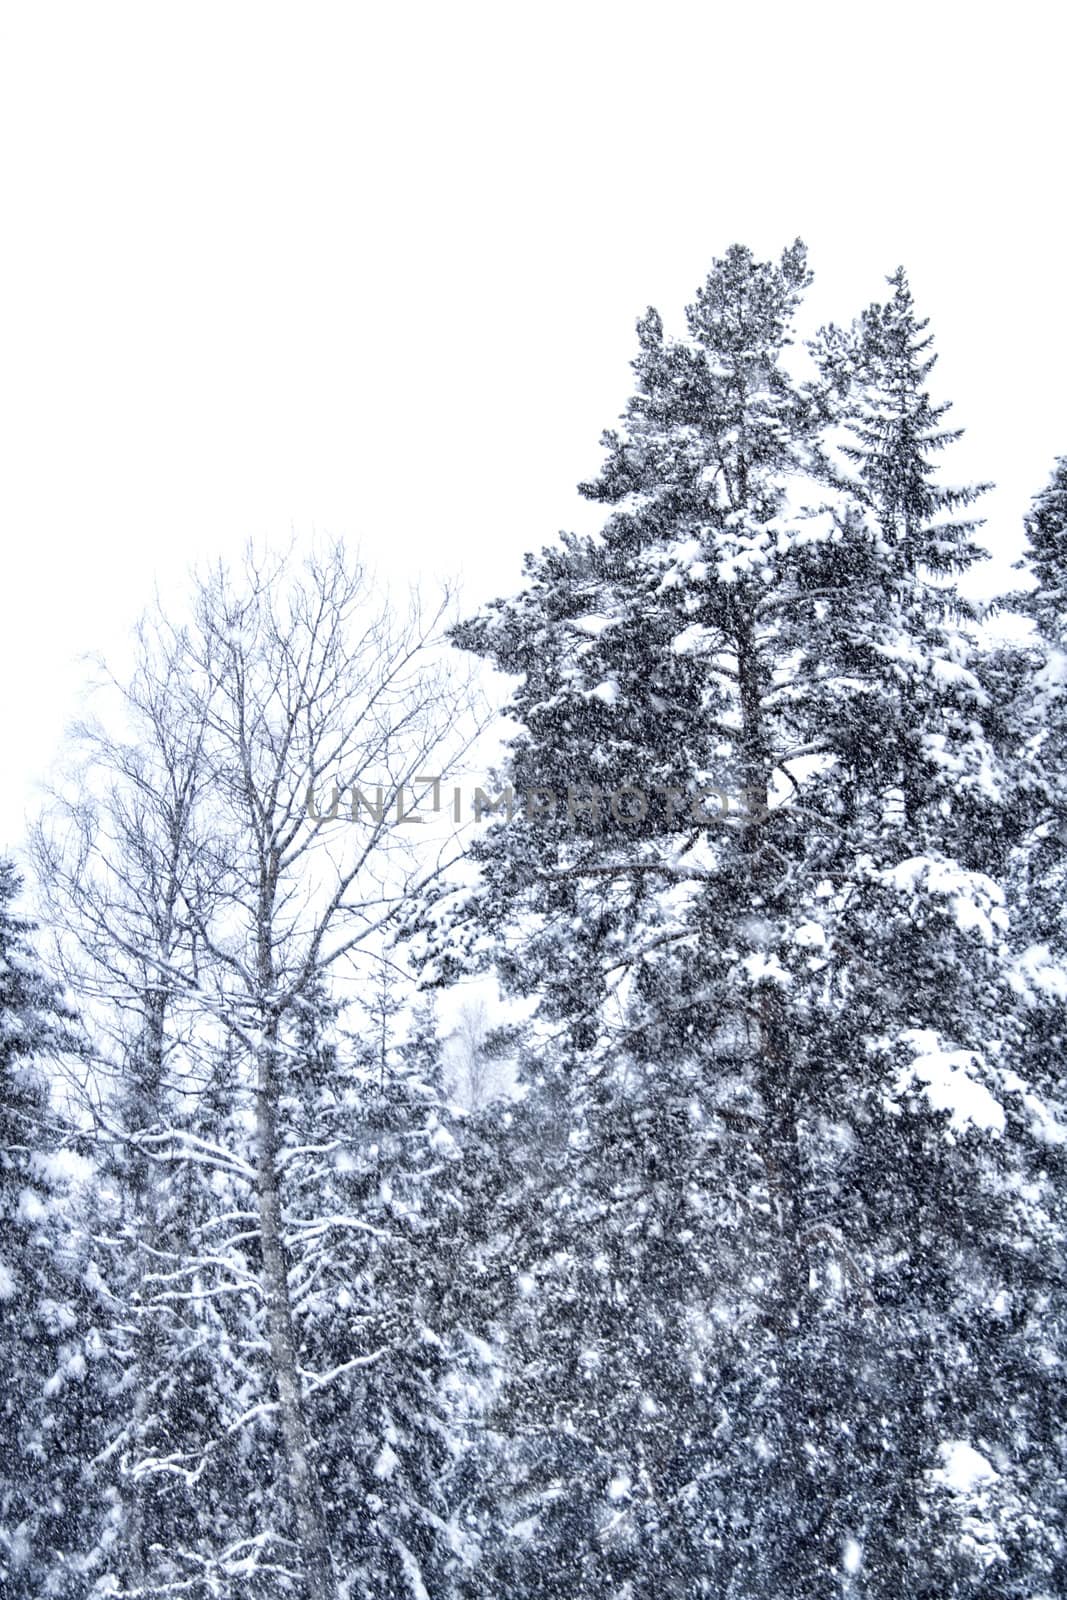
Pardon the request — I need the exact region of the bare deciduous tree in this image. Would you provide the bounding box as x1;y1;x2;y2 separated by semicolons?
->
444;998;502;1113
36;541;478;1600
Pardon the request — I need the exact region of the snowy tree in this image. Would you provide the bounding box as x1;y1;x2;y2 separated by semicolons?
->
421;245;1064;1596
0;857;100;1598
441;998;514;1113
980;456;1067;1598
31;608;233;1595
159;543;473;1599
32;542;479;1597
1011;455;1067;962
275;977;474;1597
818;265;990;575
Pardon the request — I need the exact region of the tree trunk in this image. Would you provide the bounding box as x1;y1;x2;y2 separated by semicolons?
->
256;1025;336;1600
124;988;167;1595
736;612;812;1592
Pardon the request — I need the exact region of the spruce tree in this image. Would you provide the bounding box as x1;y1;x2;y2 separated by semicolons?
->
0;857;96;1598
1012;454;1067;963
272;974;465;1599
986;456;1067;1598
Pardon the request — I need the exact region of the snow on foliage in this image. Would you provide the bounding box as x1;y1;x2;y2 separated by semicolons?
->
933;1441;999;1495
889;1030;1005;1135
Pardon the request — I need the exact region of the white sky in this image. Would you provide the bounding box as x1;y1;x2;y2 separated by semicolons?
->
1;2;1064;855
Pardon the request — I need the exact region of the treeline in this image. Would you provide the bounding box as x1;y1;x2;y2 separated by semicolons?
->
1;243;1065;1599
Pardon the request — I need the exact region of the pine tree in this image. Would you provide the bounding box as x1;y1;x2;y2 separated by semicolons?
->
425;246;1063;1596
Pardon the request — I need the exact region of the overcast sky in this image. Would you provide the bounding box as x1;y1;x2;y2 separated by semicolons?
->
1;2;1063;855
